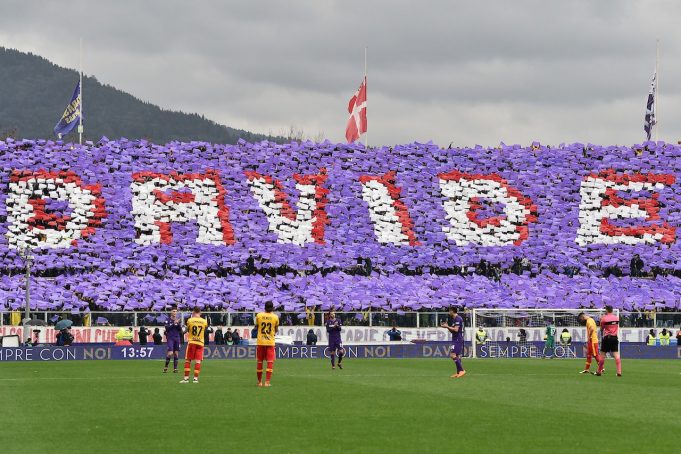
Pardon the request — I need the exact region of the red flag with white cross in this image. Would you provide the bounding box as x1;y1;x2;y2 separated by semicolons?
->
345;77;367;143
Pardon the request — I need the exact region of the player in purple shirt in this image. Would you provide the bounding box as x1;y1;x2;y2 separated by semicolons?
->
163;308;183;373
326;311;345;370
440;306;466;378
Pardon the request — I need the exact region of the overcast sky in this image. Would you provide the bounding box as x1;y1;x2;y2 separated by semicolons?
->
1;0;680;146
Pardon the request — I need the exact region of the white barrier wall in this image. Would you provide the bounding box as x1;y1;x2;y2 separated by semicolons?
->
0;325;672;345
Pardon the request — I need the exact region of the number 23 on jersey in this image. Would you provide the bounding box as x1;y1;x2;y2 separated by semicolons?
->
256;312;279;346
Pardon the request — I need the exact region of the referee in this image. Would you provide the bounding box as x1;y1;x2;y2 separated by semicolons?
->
596;305;622;377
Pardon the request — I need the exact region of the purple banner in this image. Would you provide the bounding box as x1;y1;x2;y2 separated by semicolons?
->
0;344;424;361
1;343;679;361
476;341;681;359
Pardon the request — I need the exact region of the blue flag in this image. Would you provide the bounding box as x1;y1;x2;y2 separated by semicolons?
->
54;81;82;137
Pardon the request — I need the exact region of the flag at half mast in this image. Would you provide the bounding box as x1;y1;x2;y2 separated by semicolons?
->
54;81;82;138
644;71;656;141
345;77;367;143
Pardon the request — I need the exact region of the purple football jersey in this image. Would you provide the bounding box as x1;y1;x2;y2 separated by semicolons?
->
326;318;342;344
448;315;464;343
165;319;182;341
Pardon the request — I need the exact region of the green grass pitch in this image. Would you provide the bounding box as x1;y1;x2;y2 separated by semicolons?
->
2;358;678;453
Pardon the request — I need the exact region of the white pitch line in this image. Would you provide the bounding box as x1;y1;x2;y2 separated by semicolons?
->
0;372;581;381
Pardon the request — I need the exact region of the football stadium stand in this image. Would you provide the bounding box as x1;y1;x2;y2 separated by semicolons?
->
0;138;679;316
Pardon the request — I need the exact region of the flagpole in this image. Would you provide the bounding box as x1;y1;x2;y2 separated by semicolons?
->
364;46;368;148
79;37;83;145
655;38;659;142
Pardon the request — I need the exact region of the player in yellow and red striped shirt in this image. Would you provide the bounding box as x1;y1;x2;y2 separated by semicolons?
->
180;307;207;384
578;312;601;374
255;301;279;387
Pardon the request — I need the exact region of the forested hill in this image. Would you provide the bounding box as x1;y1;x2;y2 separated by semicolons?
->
0;47;280;144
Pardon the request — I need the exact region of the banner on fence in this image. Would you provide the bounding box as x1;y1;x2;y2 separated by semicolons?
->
0;325;673;345
1;343;679;361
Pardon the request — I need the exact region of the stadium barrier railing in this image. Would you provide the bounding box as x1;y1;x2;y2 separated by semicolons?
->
1;310;678;328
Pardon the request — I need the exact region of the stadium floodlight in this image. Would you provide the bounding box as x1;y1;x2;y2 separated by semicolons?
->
471;308;619;359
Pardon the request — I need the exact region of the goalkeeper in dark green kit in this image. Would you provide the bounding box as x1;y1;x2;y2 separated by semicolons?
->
543;322;556;358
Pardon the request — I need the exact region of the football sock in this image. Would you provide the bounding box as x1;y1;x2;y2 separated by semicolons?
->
164;357;170;368
584;357;592;370
597;357;605;373
615;357;622;375
454;358;463;373
330;354;336;367
183;360;191;379
194;361;201;379
173;356;178;370
265;360;273;382
338;351;344;364
257;360;263;382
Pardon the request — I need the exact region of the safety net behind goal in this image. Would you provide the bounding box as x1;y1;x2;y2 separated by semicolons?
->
471;309;617;359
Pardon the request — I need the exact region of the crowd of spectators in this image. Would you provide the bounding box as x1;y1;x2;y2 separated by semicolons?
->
206;327;242;345
1;139;681;317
